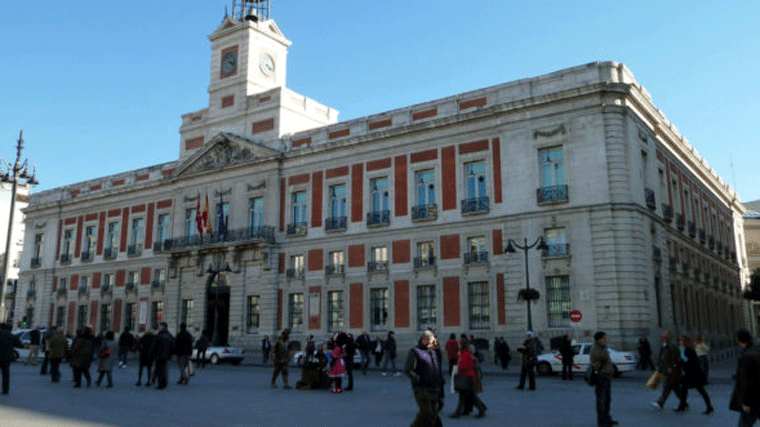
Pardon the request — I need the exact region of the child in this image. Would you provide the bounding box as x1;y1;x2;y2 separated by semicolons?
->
327;332;348;393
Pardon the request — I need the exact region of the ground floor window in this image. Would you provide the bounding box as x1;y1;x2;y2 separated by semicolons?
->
546;275;571;327
328;291;345;332
417;285;436;330
125;303;137;331
288;293;304;332
181;299;194;328
370;288;388;332
151;301;164;330
76;305;87;331
468;282;489;329
247;295;260;333
99;304;112;332
56;306;66;328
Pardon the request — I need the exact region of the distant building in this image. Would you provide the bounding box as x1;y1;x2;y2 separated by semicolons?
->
14;5;750;350
0;183;30;323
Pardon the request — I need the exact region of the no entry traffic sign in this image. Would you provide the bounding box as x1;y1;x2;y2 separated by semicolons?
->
570;310;582;323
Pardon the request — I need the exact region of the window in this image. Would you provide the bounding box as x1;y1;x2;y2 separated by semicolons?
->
99;304;112;332
291;191;308;225
56;306;66;328
327;250;345;275
328;291;345;332
370;288;388;331
103;273;113;290
105;222;119;258
371;177;389;212
156;214;171;247
32;234;44;266
181;299;194;328
128;218;143;253
151;301;164;330
80;275;89;292
463;162;488;213
247;295;260;333
546;275;571;327
59;278;68;293
215;202;230;238
540;147;565;187
249;198;263;229
288;254;304;278
125;302;136;331
417;285;436;330
468;281;489;329
369;246;388;272
465;236;488;264
82;226;96;260
288;293;304;332
185;209;198;238
61;229;73;261
415;241;436;268
544;227;568;257
152;268;165;287
413;170;437;220
77;305;88;331
330;185;347;218
127;271;138;288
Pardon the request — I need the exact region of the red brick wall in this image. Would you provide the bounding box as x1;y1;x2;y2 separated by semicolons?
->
458;139;488;154
92;272;102;289
67;302;76;335
366;158;391;171
90;301;99;327
394;155;407;217
440;234;460;260
70;274;79;291
278;253;286;275
292;137;311;148
458;96;487;110
329;128;350;139
251;118;275;134
311;171;323;228
185;137;204;150
289;173;310;186
412;107;437;121
369;118;392;130
394;280;410;328
349;244;365;267
410;149;437;163
441;146;456;210
392;240;410;264
492;229;503;256
140;267;151;285
496;273;506;325
443;277;460;327
492;138;503;204
308;249;323;271
115;270;126;287
145;203;155;249
351;164;363;223
350;283;363;328
221;95;234;108
326;166;349;179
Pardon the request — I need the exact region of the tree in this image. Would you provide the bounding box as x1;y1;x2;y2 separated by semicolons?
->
743;268;760;301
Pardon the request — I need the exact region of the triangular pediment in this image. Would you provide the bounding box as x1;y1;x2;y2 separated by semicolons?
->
212;16;241;35
174;132;283;178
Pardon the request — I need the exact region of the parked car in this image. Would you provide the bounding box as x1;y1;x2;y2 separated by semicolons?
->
192;345;245;365
293;344;362;366
12;328;73;362
535;342;636;376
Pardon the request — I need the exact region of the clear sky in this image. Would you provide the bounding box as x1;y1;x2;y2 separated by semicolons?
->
1;1;758;203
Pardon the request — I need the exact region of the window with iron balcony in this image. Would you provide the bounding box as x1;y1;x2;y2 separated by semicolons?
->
367;260;388;273
286;222;308;237
412;204;437;221
676;213;685;231
30;257;40;268
127;244;142;257
100;284;112;297
286;268;304;279
325;216;347;231
536;185;568;204
461;197;489;214
366;210;390;226
645;188;656;210
325;264;345;276
698;228;706;245
464;251;489;264
687;221;696;237
661;204;673;222
414;256;436;269
542;243;570;258
78;285;88;295
103;247;116;260
60;253;71;265
57;287;67;296
708;235;715;250
81;251;93;262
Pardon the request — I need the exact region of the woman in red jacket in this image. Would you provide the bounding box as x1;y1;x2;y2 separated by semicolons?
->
450;337;487;418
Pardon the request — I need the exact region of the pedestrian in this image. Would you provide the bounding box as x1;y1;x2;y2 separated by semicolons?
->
296;340;327;390
271;329;291;389
650;331;683;410
373;335;384;367
493;337;500;364
637;336;655;370
95;330;117;388
695;334;710;384
48;326;67;383
70;326;95;388
559;335;575;380
381;330;400;376
328;332;348;393
135;328;155;386
500;337;511;370
450;336;487;418
344;333;355;390
40;326;55;374
153;322;175;390
730;328;760;427
261;335;272;364
25;325;41;365
404;329;445;426
195;330;210;369
590;331;617;427
445;333;459;376
675;335;713;414
356;330;372;375
516;331;537;391
117;327;134;368
0;322;23;395
175;323;193;385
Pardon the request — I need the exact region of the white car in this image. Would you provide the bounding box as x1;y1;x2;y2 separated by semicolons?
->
192;346;245;365
535;343;636;376
12;329;45;362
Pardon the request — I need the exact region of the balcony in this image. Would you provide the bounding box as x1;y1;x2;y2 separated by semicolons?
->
153;240;172;253
661;204;673;223
645;188;656;210
56;287;67;297
127;244;142;257
81;251;93;262
414;256;436;269
78;286;88;296
367;261;388;273
26;289;36;299
412;204;438;221
694;268;700;281
698;229;706;245
151;280;164;291
536;185;568;205
100;285;112;297
366;210;390;227
708;235;715;250
682;262;690;274
286;268;304;279
287;222;308;237
676;213;685;231
103;247;117;260
325;264;345;276
704;272;710;284
542;244;570;258
461;197;489;214
716;241;722;253
325;216;347;232
464;251;489;265
60;253;71;265
653;247;662;264
165;226;276;252
724;247;730;259
687;221;696;238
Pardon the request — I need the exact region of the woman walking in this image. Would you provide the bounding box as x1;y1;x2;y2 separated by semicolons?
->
694;334;710;384
450;337;487;418
675;336;713;414
327;333;348;393
96;331;117;388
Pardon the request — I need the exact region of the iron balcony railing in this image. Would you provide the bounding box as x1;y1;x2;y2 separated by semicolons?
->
30;257;40;268
645;188;656;210
461;197;489;214
411;204;438;221
676;213;685;231
325;264;345;276
367;260;389;273
60;253;71;265
128;244;142;257
662;204;673;223
286;268;304;279
325;216;347;231
682;262;690;273
103;247;117;260
687;221;696;238
56;287;67;296
81;251;93;262
536;185;568;205
100;285;112;297
542;244;570;258
26;289;36;298
287;222;308;237
151;280;164;290
366;210;390;226
464;251;489;265
153;240;172;252
653;247;662;263
78;286;88;295
414;256;436;269
708;236;715;250
668;257;677;271
164;226;276;251
125;283;136;293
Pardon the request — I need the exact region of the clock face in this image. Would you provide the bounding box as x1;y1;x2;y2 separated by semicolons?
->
221;51;238;75
259;54;275;76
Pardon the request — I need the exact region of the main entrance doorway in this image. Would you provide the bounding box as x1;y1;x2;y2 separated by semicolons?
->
205;272;231;346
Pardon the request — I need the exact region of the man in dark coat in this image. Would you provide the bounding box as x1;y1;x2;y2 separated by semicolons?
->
651;331;683;410
0;323;23;394
175;323;193;385
516;331;537;390
152;322;175;390
261;335;272;364
136;329;156;386
271;329;291;389
69;327;95;388
731;328;760;426
590;331;617;427
195;330;210;369
48;326;67;383
356;330;372;375
118;327;134;368
24;326;41;365
404;329;444;427
499;337;511;370
559;335;575;380
40;326;55;375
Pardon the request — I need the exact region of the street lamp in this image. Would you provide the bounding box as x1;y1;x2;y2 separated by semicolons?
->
0;131;39;322
505;236;548;332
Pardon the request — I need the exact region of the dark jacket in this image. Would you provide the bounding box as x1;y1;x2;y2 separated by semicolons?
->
48;331;67;359
657;343;681;385
272;336;289;364
119;330;134;350
384;337;397;359
518;339;537;368
29;329;41;346
730;344;760;413
195;334;210;353
0;329;22;362
559;339;574;362
590;343;614;378
175;330;194;357
138;332;156;364
69;335;95;369
356;334;371;352
261;338;272;354
404;344;444;392
681;347;706;388
152;330;175;362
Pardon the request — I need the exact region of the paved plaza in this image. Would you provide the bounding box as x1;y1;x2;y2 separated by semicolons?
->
0;358;741;427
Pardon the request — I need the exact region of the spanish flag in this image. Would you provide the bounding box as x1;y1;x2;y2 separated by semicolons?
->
202;194;212;234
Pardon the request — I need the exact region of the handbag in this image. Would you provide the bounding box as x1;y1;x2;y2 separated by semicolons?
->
98;348;111;360
584;365;599;386
453;375;474;393
187;360;195;377
646;371;664;390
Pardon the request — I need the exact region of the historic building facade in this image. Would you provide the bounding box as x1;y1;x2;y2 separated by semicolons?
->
13;8;750;350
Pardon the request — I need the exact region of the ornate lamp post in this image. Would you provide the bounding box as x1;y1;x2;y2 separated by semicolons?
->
0;131;39;322
505;236;548;332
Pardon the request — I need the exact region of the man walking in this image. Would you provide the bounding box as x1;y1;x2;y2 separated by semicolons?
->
261;335;272;364
271;329;291;389
516;331;537;390
153;322;175;390
0;323;22;395
40;326;55;375
730;328;760;426
344;333;356;390
356;330;371;375
118;327;134;368
381;331;400;376
590;331;618;427
175;323;193;385
48;326;67;383
559;335;575;380
136;328;156;386
404;329;444;427
24;325;41;365
651;331;682;410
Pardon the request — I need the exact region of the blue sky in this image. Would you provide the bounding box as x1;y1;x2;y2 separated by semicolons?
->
1;1;758;203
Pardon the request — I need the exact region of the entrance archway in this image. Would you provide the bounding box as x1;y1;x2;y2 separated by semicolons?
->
205;270;231;346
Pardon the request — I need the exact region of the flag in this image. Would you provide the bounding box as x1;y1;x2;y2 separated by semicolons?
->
202;194;212;234
195;194;203;236
218;201;227;238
